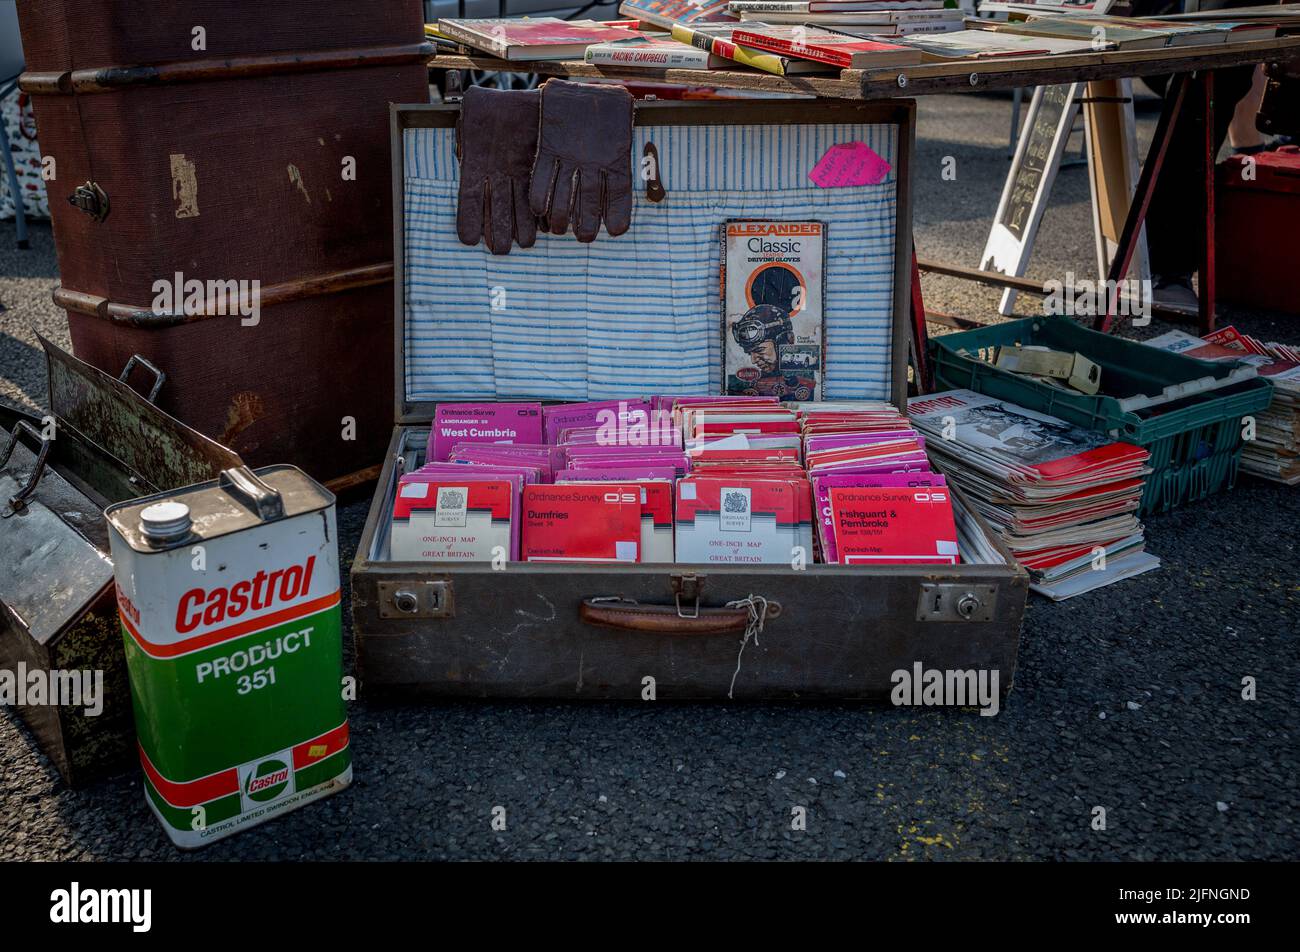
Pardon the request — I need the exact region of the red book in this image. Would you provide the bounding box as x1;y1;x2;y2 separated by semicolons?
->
438;18;641;60
390;477;518;562
522;484;643;563
730;24;921;69
828;486;959;565
675;477;811;564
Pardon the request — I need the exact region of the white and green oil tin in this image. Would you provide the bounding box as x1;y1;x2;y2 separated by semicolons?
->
105;465;350;849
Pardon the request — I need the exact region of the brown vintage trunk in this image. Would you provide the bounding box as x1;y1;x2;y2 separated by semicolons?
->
15;0;432;486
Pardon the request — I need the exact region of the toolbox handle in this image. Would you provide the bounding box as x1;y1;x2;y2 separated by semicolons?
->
119;353;166;403
0;419;52;516
580;597;781;635
219;466;285;522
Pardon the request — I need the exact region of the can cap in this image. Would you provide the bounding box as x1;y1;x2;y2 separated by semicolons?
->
139;501;192;544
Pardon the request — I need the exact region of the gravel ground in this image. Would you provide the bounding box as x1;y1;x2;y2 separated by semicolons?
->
1;92;1296;861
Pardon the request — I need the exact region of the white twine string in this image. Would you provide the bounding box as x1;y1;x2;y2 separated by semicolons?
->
726;595;768;700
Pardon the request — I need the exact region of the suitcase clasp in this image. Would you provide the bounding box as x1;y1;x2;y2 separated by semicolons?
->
68;181;110;222
642;142;666;203
377;580;453;619
917;583;996;622
672;573;704;619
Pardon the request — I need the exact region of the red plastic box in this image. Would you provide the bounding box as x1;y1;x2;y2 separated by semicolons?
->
1216;146;1300;315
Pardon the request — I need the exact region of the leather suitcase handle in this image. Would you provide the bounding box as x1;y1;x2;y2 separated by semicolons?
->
580;598;781;635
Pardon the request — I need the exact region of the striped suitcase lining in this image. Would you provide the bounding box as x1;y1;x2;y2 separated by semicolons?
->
403;122;898;403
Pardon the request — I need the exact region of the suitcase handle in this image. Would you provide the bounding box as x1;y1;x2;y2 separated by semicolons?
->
580;597;781;635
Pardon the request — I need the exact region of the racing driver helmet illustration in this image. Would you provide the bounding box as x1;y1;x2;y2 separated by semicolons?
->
731;304;794;374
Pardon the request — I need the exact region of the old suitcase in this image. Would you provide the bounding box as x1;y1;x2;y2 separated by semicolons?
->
349;98;1028;701
14;0;432;487
0;337;243;786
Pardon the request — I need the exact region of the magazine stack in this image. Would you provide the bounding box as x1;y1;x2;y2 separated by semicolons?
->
907;389;1160;600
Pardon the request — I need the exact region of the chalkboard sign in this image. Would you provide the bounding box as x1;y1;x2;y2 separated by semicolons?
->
1003;83;1072;240
980;82;1082;315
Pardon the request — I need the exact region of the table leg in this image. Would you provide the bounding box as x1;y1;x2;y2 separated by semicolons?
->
1095;72;1190;334
1200;71;1217;334
910;247;931;393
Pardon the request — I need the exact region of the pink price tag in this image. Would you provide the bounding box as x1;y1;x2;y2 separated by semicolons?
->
808;142;891;188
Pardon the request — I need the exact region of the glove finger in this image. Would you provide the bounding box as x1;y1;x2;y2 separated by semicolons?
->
513;177;538;249
574;170;603;243
529;154;559;219
487;176;514;255
602;169;633;238
548;162;577;236
456;179;485;247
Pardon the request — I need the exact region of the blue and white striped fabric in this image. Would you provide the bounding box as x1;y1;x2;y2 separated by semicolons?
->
404;121;898;402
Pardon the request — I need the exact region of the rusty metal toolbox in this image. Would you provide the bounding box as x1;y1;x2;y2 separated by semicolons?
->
350;99;1029;701
0;338;241;786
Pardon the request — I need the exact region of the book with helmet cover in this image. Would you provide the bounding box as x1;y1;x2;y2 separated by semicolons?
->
721;220;826;402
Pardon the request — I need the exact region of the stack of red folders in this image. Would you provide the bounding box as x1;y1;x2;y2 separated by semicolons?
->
674;399;810;563
797;402;957;565
391;395;969;568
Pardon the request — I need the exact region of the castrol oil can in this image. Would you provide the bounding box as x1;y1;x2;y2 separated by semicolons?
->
105;465;350;849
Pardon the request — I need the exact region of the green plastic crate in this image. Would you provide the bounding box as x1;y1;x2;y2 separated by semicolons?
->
928;316;1275;515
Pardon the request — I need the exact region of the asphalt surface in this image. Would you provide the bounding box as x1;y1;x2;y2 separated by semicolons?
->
1;92;1297;861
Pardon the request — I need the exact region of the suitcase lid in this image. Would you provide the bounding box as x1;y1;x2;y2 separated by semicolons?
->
384;96;915;423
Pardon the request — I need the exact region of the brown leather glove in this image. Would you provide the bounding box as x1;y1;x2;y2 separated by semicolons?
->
456;86;542;255
529;80;634;242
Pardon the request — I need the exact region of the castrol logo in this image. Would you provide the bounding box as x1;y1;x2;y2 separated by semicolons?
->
243;759;293;801
116;587;141;627
175;556;316;634
244;758;292;803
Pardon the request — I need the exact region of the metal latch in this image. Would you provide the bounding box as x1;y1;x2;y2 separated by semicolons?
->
917;583;996;622
672;573;703;619
378;580;454;619
68;181;110;222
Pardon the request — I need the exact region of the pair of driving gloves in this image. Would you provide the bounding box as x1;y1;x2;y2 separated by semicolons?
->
456;80;634;255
